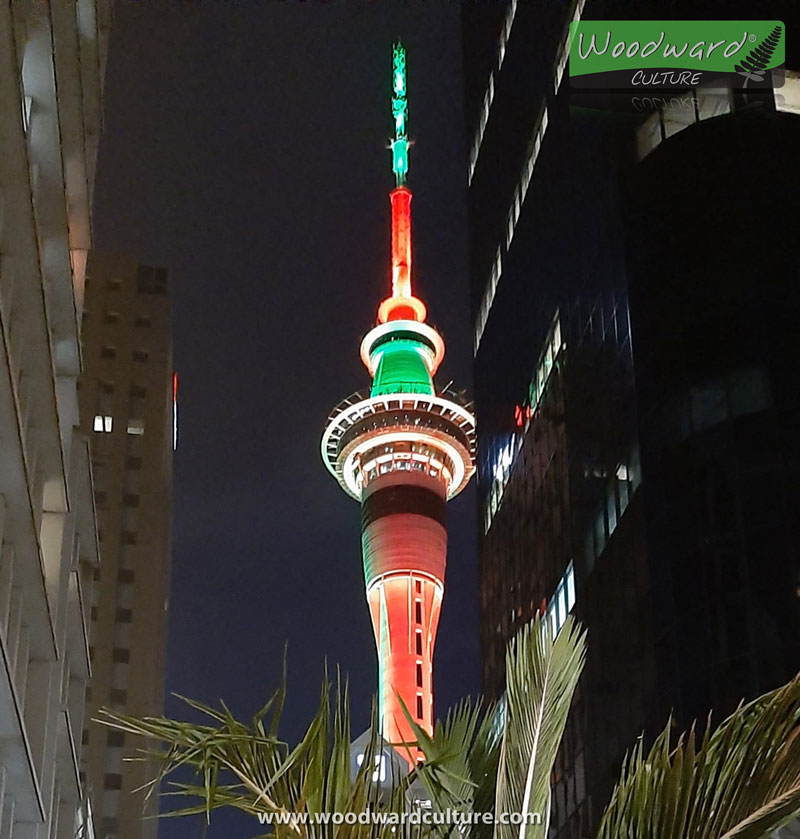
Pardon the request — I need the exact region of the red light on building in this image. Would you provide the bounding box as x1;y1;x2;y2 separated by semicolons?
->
514;403;532;428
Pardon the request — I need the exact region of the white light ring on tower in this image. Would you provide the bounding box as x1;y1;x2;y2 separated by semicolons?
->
321;394;476;480
359;319;446;376
340;429;472;500
324;393;476;438
365;569;445;598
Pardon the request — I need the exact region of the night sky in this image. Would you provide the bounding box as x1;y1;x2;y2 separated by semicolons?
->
92;4;478;837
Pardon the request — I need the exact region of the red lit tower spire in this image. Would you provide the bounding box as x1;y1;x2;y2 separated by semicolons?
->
322;43;476;764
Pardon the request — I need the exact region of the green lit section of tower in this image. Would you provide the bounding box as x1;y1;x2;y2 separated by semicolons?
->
391;42;409;186
370;338;434;397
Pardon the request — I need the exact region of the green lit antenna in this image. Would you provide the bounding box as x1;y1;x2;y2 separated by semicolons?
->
391;41;409;186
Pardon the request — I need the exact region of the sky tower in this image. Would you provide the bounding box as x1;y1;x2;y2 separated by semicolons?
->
322;42;476;764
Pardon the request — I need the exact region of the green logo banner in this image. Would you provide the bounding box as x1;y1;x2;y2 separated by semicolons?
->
568;21;785;89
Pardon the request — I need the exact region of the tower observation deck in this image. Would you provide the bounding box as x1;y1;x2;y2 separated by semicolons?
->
321;42;476;764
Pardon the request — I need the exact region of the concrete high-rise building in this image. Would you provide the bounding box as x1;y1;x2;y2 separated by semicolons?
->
322;43;475;765
1;2;110;838
77;254;173;839
463;2;800;836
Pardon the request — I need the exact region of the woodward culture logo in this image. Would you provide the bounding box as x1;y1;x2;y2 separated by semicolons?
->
568;21;785;89
256;809;544;827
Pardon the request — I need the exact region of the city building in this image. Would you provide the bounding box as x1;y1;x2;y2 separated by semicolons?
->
625;92;800;736
0;2;110;838
463;1;800;837
77;253;173;839
322;43;476;766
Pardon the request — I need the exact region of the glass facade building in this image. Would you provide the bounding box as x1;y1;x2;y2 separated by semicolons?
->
463;1;800;836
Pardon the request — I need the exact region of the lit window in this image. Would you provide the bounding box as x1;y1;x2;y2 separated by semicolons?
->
356;753;387;783
93;414;113;433
566;564;576;611
544;561;576;637
126;419;145;436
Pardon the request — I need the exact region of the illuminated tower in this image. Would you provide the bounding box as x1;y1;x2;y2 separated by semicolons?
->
322;43;476;764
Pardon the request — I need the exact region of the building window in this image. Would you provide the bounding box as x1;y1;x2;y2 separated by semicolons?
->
134;315;152;328
90;606;98;622
121;531;137;545
103;310;120;324
132;349;149;363
415;601;422;624
82;728;89;746
94;491;107;506
123;493;140;508
112;648;130;664
126;419;145;436
104;773;122;790
107;731;125;747
129;384;147;398
544;561;576;638
137;265;168;295
416;663;423;687
118;568;135;584
416;695;423;719
93;414;113;433
415;580;421;593
125;456;143;470
100;380;115;394
415;631;423;655
101;346;116;359
100;818;119;836
115;608;133;623
109;688;127;705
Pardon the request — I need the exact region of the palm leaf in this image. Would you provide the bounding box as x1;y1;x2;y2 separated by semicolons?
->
595;674;800;839
403;696;501;839
96;674;418;839
494;615;586;839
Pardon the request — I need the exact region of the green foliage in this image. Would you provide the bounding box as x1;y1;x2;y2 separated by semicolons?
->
596;674;800;839
97;670;409;839
96;617;800;839
494;616;586;839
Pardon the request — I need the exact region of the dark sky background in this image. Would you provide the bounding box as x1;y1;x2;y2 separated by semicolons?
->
93;3;477;837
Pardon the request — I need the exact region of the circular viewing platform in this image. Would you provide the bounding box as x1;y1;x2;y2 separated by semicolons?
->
322;388;476;500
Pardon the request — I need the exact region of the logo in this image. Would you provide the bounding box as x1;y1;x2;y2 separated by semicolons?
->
568;21;785;89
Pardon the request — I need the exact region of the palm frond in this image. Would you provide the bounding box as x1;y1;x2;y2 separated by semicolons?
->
595;674;800;839
95;672;406;839
403;696;501;839
494;615;586;839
